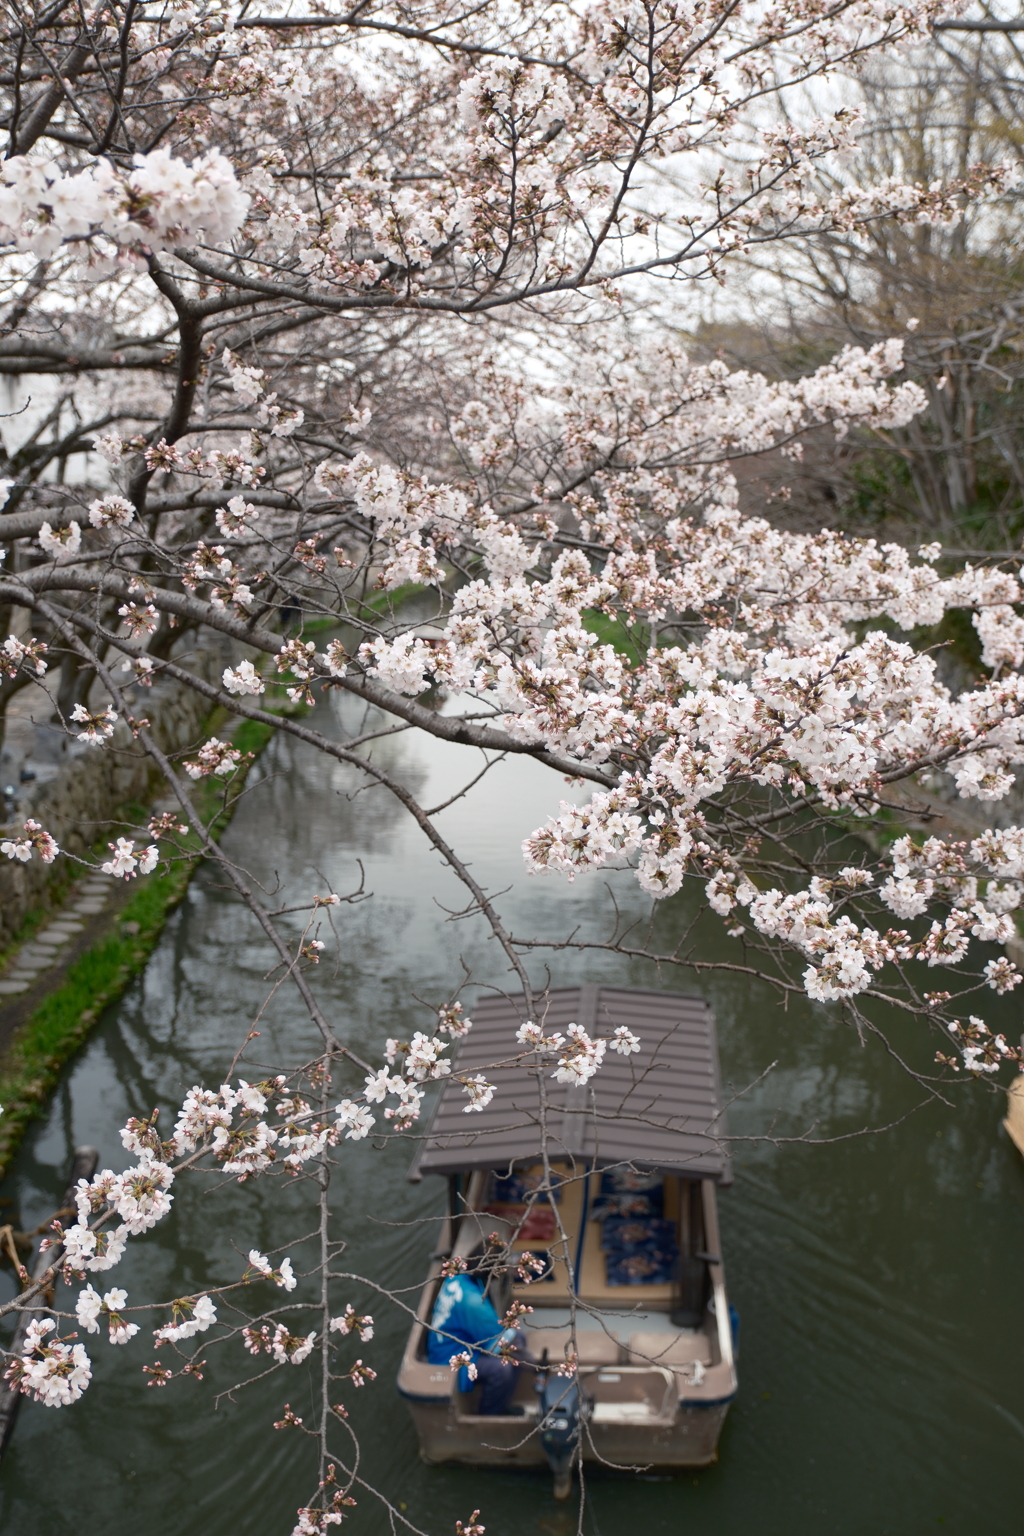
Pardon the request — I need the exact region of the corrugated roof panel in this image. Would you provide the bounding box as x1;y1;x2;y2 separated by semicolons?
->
409;985;730;1183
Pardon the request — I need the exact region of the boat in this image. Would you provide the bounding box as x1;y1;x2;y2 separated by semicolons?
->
1005;1075;1024;1156
397;984;738;1491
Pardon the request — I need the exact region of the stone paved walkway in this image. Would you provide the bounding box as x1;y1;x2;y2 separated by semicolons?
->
0;878;118;995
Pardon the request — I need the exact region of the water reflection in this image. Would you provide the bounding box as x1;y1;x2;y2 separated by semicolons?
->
0;689;1021;1535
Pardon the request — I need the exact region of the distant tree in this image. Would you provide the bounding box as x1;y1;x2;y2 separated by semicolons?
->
726;28;1024;548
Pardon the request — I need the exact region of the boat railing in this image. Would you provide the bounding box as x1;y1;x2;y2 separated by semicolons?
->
451;1362;679;1428
700;1178;734;1371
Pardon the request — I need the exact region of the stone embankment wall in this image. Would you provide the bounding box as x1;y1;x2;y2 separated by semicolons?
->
0;634;237;948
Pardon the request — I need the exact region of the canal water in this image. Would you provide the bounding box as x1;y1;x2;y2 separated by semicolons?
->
0;686;1021;1536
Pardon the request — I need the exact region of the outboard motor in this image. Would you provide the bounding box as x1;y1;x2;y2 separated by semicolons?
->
536;1358;588;1500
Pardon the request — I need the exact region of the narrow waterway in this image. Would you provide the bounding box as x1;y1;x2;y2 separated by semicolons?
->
0;685;1022;1536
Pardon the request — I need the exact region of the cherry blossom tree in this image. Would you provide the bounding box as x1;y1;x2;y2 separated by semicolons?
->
2;2;1024;1531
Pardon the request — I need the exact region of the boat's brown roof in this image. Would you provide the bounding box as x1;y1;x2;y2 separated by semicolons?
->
408;984;731;1183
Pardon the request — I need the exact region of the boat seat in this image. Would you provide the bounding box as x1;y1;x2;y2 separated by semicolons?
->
524;1327;622;1368
626;1331;712;1369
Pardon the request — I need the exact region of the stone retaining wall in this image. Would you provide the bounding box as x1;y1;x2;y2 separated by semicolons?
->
0;634;238;948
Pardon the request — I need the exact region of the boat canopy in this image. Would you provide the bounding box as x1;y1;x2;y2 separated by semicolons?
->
408;984;731;1183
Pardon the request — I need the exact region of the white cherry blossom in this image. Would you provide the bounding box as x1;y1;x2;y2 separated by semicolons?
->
101;837;156;878
333;1101;375;1140
154;1294;217;1344
38;520;81;557
223;661;264;696
88;495;134;529
71;705;116;744
462;1075;496;1112
609;1027;641;1055
330;1305;374;1341
2;819;59;864
5;1319;91;1406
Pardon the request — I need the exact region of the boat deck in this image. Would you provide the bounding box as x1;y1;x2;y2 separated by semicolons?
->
397;1161;738;1466
467;1163;696;1314
442;1161;721;1379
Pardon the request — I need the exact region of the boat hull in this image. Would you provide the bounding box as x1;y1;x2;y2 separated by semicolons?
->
401;1392;732;1468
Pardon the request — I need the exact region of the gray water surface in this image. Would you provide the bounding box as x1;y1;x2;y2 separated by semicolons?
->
0;689;1021;1536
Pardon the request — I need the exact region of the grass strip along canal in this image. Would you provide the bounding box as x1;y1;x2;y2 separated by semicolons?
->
0;711;281;1176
